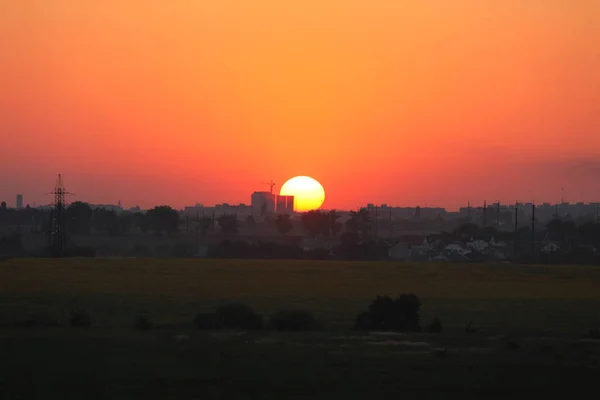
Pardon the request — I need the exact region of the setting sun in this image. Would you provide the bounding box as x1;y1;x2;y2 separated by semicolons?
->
280;176;325;212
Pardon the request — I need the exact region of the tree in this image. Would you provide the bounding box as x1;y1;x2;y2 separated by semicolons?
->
145;206;180;235
453;223;479;241
326;210;342;236
0;201;8;225
218;214;239;236
275;214;294;236
346;209;371;237
133;212;149;233
92;208;120;236
198;216;213;236
66;201;93;235
118;212;134;234
301;210;328;237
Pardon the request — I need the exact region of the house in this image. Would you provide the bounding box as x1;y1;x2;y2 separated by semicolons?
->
542;242;560;253
467;239;489;252
443;243;471;257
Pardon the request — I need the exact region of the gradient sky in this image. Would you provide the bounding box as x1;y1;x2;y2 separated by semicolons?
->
1;0;599;210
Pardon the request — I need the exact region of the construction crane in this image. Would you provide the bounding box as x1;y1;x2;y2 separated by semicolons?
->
261;180;276;194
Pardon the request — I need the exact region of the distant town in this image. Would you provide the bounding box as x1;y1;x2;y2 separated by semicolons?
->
2;177;600;264
7;189;600;224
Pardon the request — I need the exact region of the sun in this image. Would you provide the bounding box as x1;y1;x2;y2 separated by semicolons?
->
280;176;325;212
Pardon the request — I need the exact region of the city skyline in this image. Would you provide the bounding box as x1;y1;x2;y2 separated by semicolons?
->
1;1;599;210
2;179;599;215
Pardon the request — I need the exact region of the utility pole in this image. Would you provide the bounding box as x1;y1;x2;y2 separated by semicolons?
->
375;205;379;237
513;202;519;263
497;201;501;227
483;201;487;226
467;201;471;219
531;203;536;257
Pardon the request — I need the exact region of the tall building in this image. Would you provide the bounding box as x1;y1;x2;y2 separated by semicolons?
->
16;194;23;210
251;191;275;220
276;195;294;214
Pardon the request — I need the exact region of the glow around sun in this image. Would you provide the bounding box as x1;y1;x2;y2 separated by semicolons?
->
280;176;325;212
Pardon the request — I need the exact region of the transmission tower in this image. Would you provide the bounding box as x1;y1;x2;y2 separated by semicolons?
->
47;174;73;257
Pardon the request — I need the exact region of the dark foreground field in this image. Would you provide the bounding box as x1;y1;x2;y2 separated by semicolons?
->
1;258;600;398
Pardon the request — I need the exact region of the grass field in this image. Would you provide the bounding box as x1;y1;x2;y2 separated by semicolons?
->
1;258;600;398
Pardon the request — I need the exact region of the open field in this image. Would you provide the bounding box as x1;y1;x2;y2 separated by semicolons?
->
2;258;600;398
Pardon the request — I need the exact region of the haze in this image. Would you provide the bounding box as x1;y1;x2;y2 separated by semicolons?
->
1;0;599;209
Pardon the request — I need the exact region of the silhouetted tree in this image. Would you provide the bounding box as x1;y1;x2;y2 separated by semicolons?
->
1;201;6;209
66;201;93;235
301;210;328;237
198;216;212;236
346;209;371;237
133;212;149;233
326;210;342;236
118;212;134;234
145;206;179;235
578;222;600;245
453;223;479;240
218;214;239;236
92;208;120;236
275;214;294;236
355;294;421;332
340;231;360;247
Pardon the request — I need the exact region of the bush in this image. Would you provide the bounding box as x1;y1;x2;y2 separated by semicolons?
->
589;328;600;339
131;244;153;257
70;309;91;327
354;294;421;332
427;317;443;333
215;303;262;330
67;246;96;257
134;316;153;331
465;321;477;334
354;311;373;330
267;310;321;331
14;316;61;328
193;312;219;329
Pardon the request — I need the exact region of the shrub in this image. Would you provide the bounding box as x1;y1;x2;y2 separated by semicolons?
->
427;317;443;334
267;310;321;331
67;246;96;257
70;309;91;327
134;316;153;331
354;294;421;332
589;328;600;339
465;321;477;334
131;244;153;257
14;316;61;328
434;348;448;358
354;311;373;331
506;341;520;351
193;312;219;330
215;303;262;330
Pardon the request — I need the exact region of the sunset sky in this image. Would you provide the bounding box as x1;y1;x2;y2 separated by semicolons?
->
1;0;599;210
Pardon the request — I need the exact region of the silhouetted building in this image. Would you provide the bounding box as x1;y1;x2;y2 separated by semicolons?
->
276;195;294;214
16;194;23;210
251;191;275;220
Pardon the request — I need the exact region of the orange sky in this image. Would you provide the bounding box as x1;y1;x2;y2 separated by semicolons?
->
1;0;599;210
